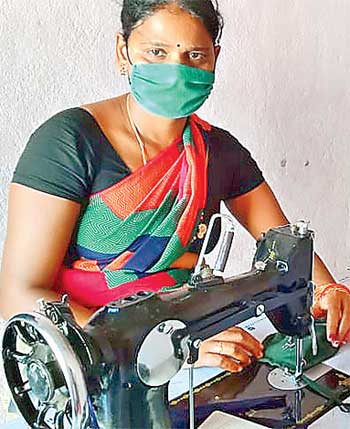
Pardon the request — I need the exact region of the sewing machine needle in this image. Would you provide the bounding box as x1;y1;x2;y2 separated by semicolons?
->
311;316;318;356
295;338;304;380
189;363;195;429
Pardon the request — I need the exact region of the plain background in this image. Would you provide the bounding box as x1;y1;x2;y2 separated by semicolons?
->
0;0;349;423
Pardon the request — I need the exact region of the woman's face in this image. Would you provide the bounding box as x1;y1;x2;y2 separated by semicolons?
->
117;3;220;73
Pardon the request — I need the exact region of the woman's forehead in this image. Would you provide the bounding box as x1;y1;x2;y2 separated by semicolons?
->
129;5;213;48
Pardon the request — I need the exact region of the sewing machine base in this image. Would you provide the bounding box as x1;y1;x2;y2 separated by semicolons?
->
170;363;350;428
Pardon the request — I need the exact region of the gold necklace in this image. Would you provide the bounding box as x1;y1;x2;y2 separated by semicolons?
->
126;94;147;166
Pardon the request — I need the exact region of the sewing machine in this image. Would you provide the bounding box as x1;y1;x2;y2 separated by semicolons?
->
2;219;349;429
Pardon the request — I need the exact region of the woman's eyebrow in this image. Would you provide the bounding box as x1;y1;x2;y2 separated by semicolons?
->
187;46;211;51
139;41;211;51
139;40;172;47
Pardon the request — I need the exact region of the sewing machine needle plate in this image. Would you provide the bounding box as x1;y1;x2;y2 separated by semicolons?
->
267;368;307;391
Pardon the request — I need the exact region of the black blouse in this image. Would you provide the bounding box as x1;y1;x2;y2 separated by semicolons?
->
12;108;265;253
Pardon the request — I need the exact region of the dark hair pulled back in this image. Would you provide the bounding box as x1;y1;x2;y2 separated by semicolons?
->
121;0;224;45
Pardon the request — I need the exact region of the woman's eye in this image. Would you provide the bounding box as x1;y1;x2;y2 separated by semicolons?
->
189;51;206;61
147;48;166;58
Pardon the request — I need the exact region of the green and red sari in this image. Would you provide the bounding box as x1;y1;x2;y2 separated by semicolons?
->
54;115;210;307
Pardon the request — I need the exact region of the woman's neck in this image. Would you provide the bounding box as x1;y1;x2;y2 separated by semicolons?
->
126;93;188;149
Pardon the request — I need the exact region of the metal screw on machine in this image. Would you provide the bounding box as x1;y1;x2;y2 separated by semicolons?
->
200;264;214;279
292;220;310;237
256;304;265;317
276;260;289;274
157;323;166;333
192;339;202;349
254;260;267;271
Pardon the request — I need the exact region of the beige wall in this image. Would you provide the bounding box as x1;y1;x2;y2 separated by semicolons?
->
0;0;350;423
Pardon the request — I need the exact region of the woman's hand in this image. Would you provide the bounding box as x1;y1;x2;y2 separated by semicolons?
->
312;284;350;346
196;327;264;372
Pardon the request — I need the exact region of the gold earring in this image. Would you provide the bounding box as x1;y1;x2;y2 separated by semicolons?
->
120;64;127;76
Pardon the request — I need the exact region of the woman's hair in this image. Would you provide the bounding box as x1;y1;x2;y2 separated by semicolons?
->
120;0;224;45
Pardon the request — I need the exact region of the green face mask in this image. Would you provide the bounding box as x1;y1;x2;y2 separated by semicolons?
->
130;63;215;119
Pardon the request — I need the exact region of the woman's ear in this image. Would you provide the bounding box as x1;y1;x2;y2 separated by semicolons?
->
116;32;130;75
214;45;221;66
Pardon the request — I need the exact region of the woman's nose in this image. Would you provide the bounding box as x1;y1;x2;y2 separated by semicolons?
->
168;52;191;66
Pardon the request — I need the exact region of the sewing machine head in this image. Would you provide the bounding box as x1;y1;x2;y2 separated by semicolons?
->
2;220;315;429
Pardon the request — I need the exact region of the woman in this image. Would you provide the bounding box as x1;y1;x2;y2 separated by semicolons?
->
0;0;349;373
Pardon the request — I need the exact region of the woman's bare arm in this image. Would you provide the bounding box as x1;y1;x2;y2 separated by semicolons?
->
0;183;95;327
226;181;335;286
226;181;350;343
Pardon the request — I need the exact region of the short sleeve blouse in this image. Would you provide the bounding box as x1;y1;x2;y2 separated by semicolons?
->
12;108;265;255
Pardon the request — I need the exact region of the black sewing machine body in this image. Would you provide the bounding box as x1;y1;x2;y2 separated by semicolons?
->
2;223;317;429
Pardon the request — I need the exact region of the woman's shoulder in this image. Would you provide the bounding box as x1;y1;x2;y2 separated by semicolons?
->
203;122;256;165
27;102;119;164
12;107;110;203
32;107;103;143
206;123;243;150
203;122;265;200
12;98;128;202
32;95;124;139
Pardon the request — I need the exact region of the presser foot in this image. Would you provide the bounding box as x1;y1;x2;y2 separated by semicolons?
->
267;368;307;391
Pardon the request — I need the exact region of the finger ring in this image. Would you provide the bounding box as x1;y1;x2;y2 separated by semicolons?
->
219;341;224;354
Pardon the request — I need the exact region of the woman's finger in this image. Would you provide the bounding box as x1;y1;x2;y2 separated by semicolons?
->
337;297;350;343
203;340;252;365
197;351;243;373
326;294;342;344
212;327;264;359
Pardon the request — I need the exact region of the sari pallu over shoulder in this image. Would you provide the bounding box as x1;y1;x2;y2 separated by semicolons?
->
54;115;210;308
